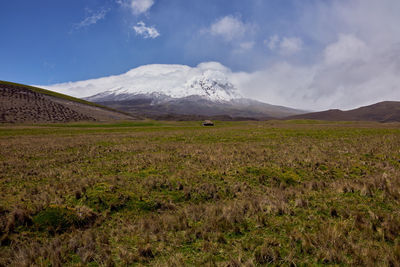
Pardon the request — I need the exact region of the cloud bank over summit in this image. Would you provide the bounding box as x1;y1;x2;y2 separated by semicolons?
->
42;62;241;102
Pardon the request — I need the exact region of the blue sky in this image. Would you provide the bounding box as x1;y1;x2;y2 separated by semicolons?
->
2;0;400;110
1;0;313;85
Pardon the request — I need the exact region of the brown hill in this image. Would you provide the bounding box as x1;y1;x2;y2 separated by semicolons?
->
287;101;400;122
0;81;136;123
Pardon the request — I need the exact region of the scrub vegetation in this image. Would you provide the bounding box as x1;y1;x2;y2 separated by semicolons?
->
1;120;400;266
0;81;115;111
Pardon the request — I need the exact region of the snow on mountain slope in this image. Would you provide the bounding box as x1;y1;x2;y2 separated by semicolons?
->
42;62;242;102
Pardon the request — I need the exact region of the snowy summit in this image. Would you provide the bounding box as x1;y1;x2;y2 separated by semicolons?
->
43;62;242;103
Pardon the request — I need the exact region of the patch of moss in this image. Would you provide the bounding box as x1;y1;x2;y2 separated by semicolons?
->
245;166;302;186
132;199;160;212
33;206;81;233
78;183;129;212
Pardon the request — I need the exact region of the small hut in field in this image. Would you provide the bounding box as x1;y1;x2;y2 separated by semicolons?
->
202;120;214;126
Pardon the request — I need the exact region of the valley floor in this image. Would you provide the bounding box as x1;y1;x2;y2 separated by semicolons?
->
0;120;400;266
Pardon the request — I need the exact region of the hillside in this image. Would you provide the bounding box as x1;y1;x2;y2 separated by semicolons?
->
286;101;400;122
0;81;136;123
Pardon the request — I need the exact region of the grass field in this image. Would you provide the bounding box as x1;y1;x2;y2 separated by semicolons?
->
1;120;400;266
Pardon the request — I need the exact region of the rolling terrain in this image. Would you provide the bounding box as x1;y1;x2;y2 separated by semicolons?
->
0;81;136;123
286;101;400;122
3;80;400;123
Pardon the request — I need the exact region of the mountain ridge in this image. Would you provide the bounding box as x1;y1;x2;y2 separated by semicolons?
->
286;101;400;122
94;94;305;120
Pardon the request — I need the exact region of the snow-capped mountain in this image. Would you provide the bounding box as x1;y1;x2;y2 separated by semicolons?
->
85;69;241;103
42;62;306;119
44;62;241;102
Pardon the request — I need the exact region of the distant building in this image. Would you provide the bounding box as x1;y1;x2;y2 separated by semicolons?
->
202;120;214;126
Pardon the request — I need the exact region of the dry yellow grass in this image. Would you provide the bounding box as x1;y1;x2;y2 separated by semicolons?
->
0;120;399;266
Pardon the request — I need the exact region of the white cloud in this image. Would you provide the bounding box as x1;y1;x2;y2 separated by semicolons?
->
248;0;400;111
232;41;256;54
265;35;279;50
239;42;255;50
279;37;303;55
130;0;154;15
74;8;109;29
265;35;303;55
206;15;256;54
231;62;317;109
133;21;160;39
323;34;369;65
238;31;400;110
116;0;154;15
209;15;248;41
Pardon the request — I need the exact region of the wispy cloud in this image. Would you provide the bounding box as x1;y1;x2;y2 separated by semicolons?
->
279;37;303;55
265;35;279;50
323;34;369;65
133;21;160;39
74;8;109;30
117;0;154;15
201;15;256;54
131;0;154;15
265;35;303;55
239;41;255;50
209;15;249;41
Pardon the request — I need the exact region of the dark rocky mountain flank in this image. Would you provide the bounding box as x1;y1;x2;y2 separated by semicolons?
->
93;95;305;120
286;101;400;122
0;82;135;123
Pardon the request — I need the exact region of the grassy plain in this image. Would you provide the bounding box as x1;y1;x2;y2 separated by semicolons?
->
0;120;400;266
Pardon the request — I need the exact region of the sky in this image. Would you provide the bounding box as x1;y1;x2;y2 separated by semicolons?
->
1;0;400;110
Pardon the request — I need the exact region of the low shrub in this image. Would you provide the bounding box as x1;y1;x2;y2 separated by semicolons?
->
33;205;96;233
